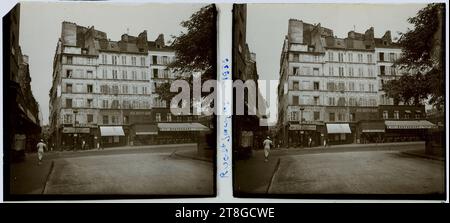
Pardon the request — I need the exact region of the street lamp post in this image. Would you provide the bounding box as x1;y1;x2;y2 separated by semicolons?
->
73;109;78;151
299;107;304;147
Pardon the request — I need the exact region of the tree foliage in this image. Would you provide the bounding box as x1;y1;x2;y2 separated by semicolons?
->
386;3;444;109
168;4;217;79
156;4;217;102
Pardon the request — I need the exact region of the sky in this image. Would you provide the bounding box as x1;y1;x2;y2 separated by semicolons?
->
19;1;206;125
247;3;428;120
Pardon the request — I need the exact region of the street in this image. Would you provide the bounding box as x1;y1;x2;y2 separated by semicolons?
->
9;143;214;195
234;141;445;195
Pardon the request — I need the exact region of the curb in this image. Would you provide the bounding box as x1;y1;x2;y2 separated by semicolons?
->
401;151;444;161
42;160;55;194
266;158;281;194
173;151;214;163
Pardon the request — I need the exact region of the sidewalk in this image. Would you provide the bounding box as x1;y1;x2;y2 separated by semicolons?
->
49;143;197;154
274;141;425;151
9;153;54;195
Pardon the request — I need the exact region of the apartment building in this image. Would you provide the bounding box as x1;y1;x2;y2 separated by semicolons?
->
49;22;151;149
277;19;381;147
49;21;211;149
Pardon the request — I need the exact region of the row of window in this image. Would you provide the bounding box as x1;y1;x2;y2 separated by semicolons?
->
382;110;422;119
289;81;376;92
64;68;149;81
290;52;399;64
290;95;377;107
64;68;176;80
291;66;376;77
65;98;154;109
328;52;373;63
100;55;146;66
64;83;149;95
63;113;191;125
64;55;96;65
65;54;175;66
289;111;356;122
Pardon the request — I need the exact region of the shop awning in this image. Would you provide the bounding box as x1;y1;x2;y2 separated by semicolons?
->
326;123;351;134
385;120;437;129
135;124;158;135
360;122;385;133
100;126;125;136
158;123;210;132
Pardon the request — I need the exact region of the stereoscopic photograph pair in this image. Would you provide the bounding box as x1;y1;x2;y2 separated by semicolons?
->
3;2;446;201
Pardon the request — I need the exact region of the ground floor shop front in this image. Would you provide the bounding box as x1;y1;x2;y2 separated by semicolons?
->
55;122;210;149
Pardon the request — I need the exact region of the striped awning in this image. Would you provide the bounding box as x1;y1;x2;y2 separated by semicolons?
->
157;123;210;132
326;123;351;134
385;120;437;129
100;126;125;136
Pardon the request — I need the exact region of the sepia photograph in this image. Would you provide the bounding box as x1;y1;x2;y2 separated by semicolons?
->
233;3;445;199
3;1;216;199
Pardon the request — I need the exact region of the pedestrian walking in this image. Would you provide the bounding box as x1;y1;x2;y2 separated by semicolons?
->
263;136;273;162
323;138;327;148
36;139;47;165
308;136;312;148
82;139;86;150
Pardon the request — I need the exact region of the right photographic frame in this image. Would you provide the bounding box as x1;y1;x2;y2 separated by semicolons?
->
232;3;446;200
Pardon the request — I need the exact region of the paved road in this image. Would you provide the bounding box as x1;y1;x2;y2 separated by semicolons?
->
9;144;213;195
234;141;441;195
269;150;444;194
44;152;213;195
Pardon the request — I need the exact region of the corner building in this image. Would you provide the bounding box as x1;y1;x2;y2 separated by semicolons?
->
278;19;382;147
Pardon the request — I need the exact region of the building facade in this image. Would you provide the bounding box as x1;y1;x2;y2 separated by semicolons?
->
233;5;268;158
49;22;210;149
277;19;396;147
5;4;41;161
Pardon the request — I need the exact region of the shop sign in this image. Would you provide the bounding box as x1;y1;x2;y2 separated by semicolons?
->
289;124;317;131
63;127;90;134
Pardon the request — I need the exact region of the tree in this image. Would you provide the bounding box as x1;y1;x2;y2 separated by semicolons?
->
155;4;217;102
384;72;430;105
386;3;444;109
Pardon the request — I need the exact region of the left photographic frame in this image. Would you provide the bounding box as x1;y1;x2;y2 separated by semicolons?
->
3;2;217;200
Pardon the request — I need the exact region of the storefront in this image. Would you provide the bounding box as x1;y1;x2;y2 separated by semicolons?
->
132;124;158;146
326;123;352;145
99;126;126;147
384;120;437;142
359;121;386;144
156;123;210;144
288;123;322;147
